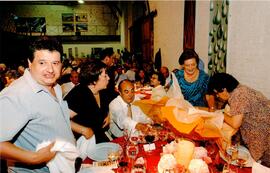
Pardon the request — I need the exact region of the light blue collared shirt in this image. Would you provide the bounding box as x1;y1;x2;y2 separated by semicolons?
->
0;69;75;172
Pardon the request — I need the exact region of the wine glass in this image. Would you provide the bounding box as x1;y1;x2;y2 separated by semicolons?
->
158;129;168;142
108;149;121;161
123;129;130;142
126;143;139;160
236;151;248;168
144;133;155;152
130;129;140;145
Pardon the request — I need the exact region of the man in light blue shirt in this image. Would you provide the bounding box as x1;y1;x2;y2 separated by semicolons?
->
0;37;75;172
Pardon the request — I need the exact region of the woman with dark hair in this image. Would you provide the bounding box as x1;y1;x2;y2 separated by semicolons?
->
64;59;111;144
208;73;270;167
135;68;150;87
150;71;166;101
174;48;209;106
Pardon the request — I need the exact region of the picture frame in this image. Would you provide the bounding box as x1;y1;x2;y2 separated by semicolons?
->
76;23;88;32
15;17;46;33
62;13;74;22
62;23;74;32
75;13;88;22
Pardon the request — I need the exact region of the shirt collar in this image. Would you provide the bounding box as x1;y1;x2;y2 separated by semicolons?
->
23;68;61;99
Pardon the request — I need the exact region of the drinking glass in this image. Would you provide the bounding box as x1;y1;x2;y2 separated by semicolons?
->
126;143;139;160
108;149;121;161
123;129;130;142
144;133;155;152
236;151;248;168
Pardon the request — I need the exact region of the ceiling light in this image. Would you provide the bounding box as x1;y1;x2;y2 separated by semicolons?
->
78;0;84;4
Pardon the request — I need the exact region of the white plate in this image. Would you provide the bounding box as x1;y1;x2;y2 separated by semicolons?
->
219;145;253;167
87;142;122;161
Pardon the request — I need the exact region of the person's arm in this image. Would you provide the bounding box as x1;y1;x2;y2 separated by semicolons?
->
69;109;94;139
224;112;243;129
205;94;216;112
0;141;55;165
102;114;110;128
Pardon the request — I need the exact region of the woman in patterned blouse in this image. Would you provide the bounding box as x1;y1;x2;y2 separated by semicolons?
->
208;73;270;167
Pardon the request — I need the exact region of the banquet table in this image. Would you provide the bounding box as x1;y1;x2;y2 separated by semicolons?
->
83;135;252;173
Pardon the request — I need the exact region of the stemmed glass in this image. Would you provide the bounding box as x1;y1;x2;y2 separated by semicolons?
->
126;143;139;160
144;131;155;152
236;151;248;169
223;144;238;173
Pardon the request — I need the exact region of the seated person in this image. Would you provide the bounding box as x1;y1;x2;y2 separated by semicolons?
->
61;69;79;98
160;66;171;91
64;60;111;144
135;68;150;87
109;79;153;138
150;71;167;101
174;49;209;106
208;73;270;167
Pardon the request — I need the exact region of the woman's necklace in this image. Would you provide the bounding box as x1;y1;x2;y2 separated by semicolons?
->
184;69;199;83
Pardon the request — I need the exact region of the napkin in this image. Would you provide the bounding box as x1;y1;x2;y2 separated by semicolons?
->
252;161;270;173
76;135;96;160
161;106;203;134
36;140;79;173
79;167;114;173
161;105;224;138
133;97;169;121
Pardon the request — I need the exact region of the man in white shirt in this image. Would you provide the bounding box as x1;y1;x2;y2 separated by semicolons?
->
61;69;79;97
109;79;152;137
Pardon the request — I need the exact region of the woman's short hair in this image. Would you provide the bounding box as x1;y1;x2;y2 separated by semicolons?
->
79;59;107;85
208;73;239;93
178;48;199;66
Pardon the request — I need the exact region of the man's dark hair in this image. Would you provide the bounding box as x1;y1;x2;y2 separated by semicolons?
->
99;48;114;61
28;36;63;62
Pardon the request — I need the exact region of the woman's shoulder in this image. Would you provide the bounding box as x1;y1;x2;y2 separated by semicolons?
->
198;70;209;78
174;69;184;77
65;84;91;99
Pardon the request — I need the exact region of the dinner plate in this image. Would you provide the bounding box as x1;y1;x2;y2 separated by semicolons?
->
87;142;122;161
219;145;253;167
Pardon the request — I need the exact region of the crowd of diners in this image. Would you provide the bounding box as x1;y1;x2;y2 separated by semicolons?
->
0;36;269;173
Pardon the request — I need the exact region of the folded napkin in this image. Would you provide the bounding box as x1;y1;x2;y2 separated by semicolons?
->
76;135;96;160
252;161;270;173
79;167;114;173
36;140;79;173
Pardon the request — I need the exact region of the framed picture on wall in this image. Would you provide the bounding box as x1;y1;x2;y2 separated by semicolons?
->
62;23;74;32
76;23;88;32
15;17;46;33
75;13;88;22
62;13;74;22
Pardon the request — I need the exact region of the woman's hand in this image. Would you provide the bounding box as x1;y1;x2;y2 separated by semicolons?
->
102;115;110;128
81;127;94;139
